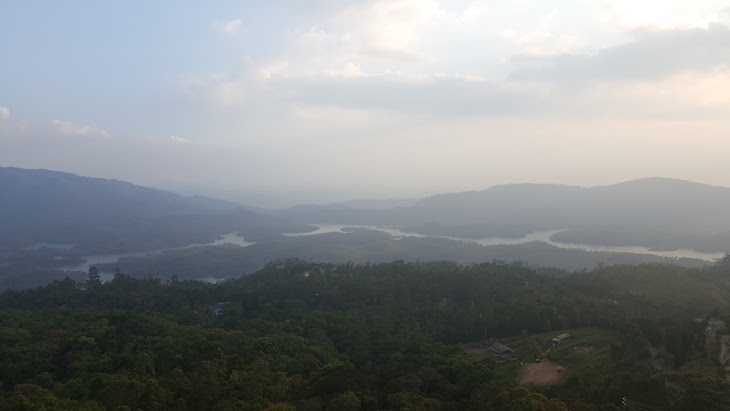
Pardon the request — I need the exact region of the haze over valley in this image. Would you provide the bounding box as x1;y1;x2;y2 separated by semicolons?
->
1;167;726;288
3;2;730;410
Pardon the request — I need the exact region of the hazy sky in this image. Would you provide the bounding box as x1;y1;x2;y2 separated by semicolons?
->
2;1;730;207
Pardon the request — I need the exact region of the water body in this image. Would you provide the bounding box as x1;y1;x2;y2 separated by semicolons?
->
183;232;255;248
285;224;725;262
285;224;425;238
62;232;253;282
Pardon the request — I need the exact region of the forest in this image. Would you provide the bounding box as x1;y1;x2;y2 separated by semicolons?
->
1;258;730;410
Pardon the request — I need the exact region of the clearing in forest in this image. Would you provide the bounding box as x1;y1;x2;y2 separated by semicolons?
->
518;361;567;386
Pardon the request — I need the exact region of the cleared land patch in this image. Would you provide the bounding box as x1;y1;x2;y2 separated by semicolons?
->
573;344;595;354
518;361;567;386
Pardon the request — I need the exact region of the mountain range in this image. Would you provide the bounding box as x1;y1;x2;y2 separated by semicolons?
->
279;177;730;253
1;166;728;289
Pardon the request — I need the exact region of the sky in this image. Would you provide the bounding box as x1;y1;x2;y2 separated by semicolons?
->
2;1;730;207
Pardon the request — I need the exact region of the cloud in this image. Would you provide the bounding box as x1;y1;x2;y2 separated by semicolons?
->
332;0;442;60
181;65;259;107
51;120;110;138
266;60;730;123
0;106;9;119
573;68;730;119
273;72;546;117
212;19;242;35
500;29;584;56
604;1;729;30
263;0;462;77
191;19;730;123
509;24;730;84
323;62;366;78
182;75;243;106
721;7;730;23
170;135;187;143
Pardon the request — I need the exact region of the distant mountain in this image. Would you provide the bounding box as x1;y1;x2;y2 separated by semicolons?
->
279;178;730;253
408;178;730;231
0;167;308;252
0;167;236;239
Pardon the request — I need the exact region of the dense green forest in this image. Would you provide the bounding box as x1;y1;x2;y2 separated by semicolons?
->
1;259;730;410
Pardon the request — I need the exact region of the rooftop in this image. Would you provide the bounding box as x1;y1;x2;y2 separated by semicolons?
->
490;342;514;354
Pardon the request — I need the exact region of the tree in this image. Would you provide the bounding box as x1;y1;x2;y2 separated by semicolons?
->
86;266;101;289
326;392;360;411
491;387;569;411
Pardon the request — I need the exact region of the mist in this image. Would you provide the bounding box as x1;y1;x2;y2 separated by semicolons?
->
2;1;730;207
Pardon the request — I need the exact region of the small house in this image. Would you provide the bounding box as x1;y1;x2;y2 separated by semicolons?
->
209;302;231;316
551;333;570;346
489;343;515;360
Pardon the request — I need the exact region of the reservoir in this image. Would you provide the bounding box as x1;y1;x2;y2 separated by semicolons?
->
285;224;725;262
61;232;253;282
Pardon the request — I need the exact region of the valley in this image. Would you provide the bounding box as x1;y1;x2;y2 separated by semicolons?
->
4;5;730;409
2;167;727;289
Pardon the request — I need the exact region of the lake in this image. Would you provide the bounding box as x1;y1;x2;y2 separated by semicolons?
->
285;224;725;262
65;226;724;283
62;232;253;282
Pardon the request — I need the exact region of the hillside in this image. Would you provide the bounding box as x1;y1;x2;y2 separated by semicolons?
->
280;178;730;253
0;167;311;251
0;167;241;243
567;263;730;316
0;167;312;288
